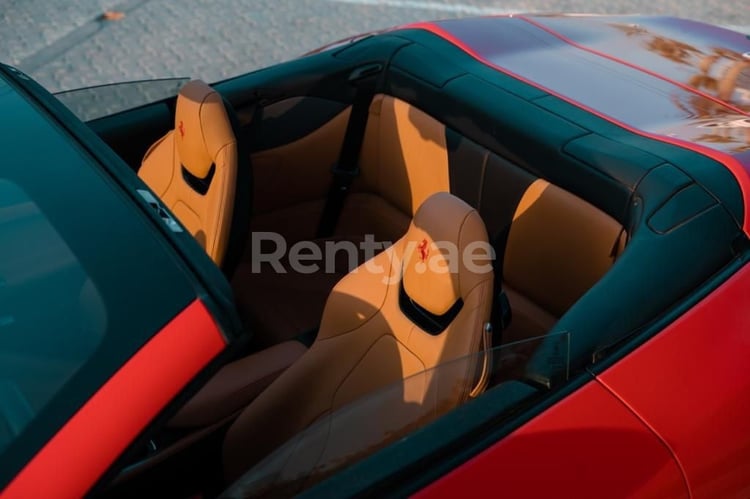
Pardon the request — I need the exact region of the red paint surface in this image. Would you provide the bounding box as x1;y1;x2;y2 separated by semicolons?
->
403;21;750;235
419;263;750;498
518;15;750;117
415;381;687;498
1;299;226;499
599;263;750;498
520;15;750;114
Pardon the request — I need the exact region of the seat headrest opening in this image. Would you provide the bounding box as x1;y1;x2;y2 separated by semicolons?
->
401;192;492;317
175;79;236;179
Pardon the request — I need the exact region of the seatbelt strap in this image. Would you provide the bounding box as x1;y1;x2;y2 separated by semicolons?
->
491;290;512;341
489;230;512;345
317;63;382;238
220;96;259;279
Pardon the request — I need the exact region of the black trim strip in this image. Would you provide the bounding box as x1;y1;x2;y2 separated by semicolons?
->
399;280;463;335
181;163;216;195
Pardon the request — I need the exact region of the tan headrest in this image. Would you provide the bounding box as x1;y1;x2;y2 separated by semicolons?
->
174;80;235;178
402;192;492;315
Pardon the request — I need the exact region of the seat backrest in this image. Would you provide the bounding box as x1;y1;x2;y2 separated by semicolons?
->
334;95;451;242
139;80;248;271
222;192;494;481
357;94;451;217
502;178;626;343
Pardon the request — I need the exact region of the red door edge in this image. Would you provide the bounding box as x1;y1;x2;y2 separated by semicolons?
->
594;377;693;497
1;299;226;499
402;22;750;236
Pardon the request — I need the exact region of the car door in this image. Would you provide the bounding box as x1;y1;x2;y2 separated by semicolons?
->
0;66;238;498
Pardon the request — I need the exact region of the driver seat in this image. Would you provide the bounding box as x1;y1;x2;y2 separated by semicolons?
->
222;192;495;482
138;79;250;276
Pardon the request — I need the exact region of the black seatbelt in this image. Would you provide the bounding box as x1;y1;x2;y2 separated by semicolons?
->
221;96;260;279
490;230;512;346
317;63;383;238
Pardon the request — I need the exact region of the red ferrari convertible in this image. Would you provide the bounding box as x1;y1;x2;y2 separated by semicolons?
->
1;13;749;499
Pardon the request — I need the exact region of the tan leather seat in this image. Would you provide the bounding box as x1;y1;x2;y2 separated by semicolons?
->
139;80;249;273
222;192;494;481
233;95;450;346
502;179;626;344
169;340;308;428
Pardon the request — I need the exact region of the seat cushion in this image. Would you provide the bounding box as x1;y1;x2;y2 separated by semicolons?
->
169;341;307;428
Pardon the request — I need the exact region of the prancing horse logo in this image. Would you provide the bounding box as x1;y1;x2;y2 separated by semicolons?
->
418;239;429;262
178;120;185;137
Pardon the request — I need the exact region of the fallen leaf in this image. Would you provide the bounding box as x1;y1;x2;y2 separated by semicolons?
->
100;10;125;21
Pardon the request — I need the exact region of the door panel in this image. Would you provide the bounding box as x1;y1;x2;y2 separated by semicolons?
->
415;381;688;499
599;263;750;499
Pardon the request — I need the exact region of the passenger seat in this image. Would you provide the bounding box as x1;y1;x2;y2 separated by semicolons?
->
223;192;494;481
138;80;251;277
501;179;626;344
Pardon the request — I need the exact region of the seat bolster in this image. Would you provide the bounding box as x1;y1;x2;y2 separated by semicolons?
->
138;131;177;197
457;210;494;298
169;341;307;428
204;143;238;265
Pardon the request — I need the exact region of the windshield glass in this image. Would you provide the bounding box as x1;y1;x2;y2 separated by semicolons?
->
223;332;570;498
54;78;188;122
0;180;106;453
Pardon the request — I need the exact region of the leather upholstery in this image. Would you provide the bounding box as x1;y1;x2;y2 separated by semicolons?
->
233;235;372;348
357;94;451;217
247;94;450;241
251;107;349;232
223;192;493;481
139;80;238;266
235;95;450;345
233;196;410;346
502;179;626;343
169;341;307;428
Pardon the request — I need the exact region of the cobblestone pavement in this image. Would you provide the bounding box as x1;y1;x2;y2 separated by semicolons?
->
1;0;749;92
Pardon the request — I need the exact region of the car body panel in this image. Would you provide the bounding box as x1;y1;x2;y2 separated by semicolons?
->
403;15;750;157
416;261;750;498
1;299;226;499
598;262;750;498
401;18;750;235
413;379;688;499
524;15;750;113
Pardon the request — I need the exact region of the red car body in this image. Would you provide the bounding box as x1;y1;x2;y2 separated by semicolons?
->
411;15;750;499
1;13;749;499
